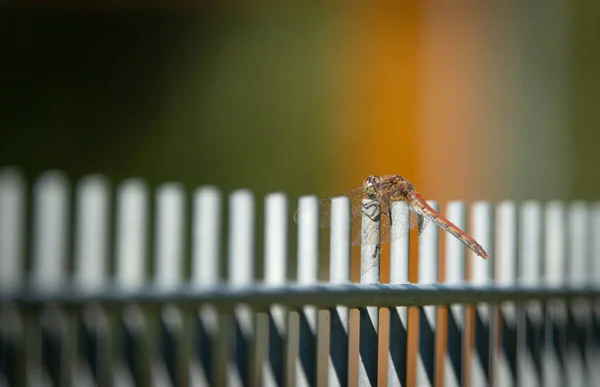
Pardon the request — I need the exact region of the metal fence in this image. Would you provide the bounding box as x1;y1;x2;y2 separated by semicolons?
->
1;167;600;387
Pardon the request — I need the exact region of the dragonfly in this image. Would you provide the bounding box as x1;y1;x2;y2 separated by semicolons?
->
296;175;489;259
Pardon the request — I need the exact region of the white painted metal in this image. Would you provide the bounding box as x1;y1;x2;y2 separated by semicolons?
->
154;183;185;288
591;202;600;386
495;201;518;387
31;171;70;289
296;196;319;386
227;190;256;387
0;168;25;290
328;197;351;387
190;186;222;386
416;200;439;387
517;201;543;387
543;201;567;387
74;175;110;290
115;179;149;288
358;198;381;387
191;186;222;286
296;196;320;387
263;193;288;387
444;201;466;387
470;202;494;387
565;201;589;387
388;201;410;387
228;190;255;287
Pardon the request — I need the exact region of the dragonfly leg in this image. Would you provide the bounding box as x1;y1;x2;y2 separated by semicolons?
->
360;201;381;223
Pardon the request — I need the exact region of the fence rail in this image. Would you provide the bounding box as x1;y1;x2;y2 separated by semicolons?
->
2;283;600;310
1;167;600;387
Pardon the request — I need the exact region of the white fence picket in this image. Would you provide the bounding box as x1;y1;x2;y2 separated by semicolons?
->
191;186;222;286
517;201;543;387
416;200;439;387
566;201;589;386
28;171;72;387
190;186;222;386
115;179;149;289
0;168;27;387
74;175;110;289
543;201;567;387
359;198;381;387
387;201;410;387
469;202;494;387
154;183;186;288
0;168;26;290
296;196;319;386
495;201;518;387
328;197;351;387
153;183;187;386
31;171;70;289
444;201;466;387
591;202;600;386
263;193;289;387
113;178;150;386
226;190;256;387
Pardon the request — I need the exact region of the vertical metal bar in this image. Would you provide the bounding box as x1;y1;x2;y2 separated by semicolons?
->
154;183;186;386
29;171;70;386
0;168;26;387
263;193;289;387
190;186;222;386
328;196;351;387
154;183;185;288
469;202;494;387
517;201;543;387
565;201;589;386
74;175;111;386
114;179;150;386
387;201;410;387
444;201;466;387
416;200;439;387
74;175;111;290
227;189;256;387
590;202;600;385
115;179;149;289
296;196;319;387
191;186;222;286
31;171;70;289
0;167;25;290
495;201;518;387
358;198;380;387
543;201;567;387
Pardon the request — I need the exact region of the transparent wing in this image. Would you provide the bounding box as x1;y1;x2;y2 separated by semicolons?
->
294;186;366;231
295;189;431;246
312;187;371;245
378;202;430;244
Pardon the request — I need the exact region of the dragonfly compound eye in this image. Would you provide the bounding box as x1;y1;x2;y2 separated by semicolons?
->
362;175;379;197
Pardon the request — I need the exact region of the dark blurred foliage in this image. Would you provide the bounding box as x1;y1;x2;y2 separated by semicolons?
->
0;4;332;200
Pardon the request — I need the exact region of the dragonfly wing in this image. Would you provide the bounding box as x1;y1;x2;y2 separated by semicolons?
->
307;187;367;245
358;198;385;245
409;207;430;235
385;201;412;243
312;186;366;228
313;196;333;227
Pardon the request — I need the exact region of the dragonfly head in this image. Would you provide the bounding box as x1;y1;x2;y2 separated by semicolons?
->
362;175;381;198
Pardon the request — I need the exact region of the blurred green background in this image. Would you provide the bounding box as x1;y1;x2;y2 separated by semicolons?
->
1;4;336;199
2;2;600;202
